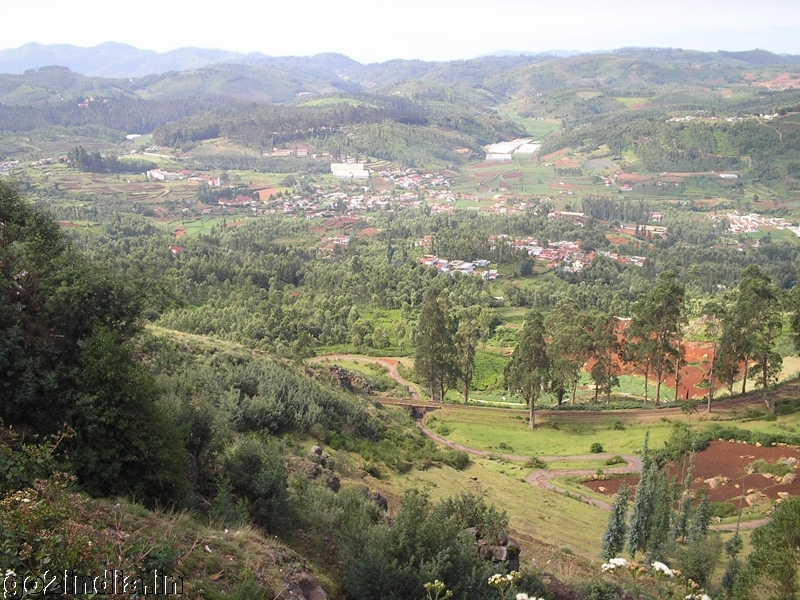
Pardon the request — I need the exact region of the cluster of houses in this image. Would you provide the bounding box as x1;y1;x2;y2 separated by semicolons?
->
490;235;594;273
619;223;668;238
418;255;498;280
666;114;779;124
725;212;800;236
598;251;647;268
0;160;20;175
374;168;452;190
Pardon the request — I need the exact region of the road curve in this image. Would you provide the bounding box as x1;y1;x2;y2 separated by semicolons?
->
313;354;772;530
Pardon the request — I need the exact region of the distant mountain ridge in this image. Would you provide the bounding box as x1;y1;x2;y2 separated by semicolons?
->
2;42;800;79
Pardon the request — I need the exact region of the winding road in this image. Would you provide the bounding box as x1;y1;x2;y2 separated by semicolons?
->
312;354;772;530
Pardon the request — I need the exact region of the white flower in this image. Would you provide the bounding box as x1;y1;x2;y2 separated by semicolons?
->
601;562;614;572
652;561;674;577
609;557;628;567
516;594;530;600
701;595;711;600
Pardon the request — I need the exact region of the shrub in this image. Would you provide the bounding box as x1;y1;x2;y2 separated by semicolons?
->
221;435;290;532
578;580;621;600
612;420;625;431
443;450;471;471
525;457;547;469
748;459;793;477
590;443;604;454
709;501;738;519
604;455;626;466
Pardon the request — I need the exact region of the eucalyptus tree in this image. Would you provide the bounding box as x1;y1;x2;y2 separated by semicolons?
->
627;271;686;405
547;298;593;405
505;310;550;429
415;289;459;402
730;265;783;410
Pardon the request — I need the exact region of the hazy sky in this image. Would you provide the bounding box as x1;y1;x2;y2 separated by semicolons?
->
4;0;800;62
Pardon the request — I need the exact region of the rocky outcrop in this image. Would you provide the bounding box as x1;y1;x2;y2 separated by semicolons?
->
329;366;371;393
286;573;329;600
461;527;521;572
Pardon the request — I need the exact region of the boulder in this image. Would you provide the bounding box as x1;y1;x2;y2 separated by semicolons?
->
491;545;509;561
496;531;509;546
371;492;388;511
783;457;798;467
287;573;329;600
311;445;323;456
325;475;341;493
705;476;729;489
781;473;796;486
778;492;790;500
745;491;769;506
762;473;774;480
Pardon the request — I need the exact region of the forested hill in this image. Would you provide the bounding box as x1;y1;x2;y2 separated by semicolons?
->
4;47;800;105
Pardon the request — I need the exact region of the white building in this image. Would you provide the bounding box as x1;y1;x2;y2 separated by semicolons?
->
331;163;370;179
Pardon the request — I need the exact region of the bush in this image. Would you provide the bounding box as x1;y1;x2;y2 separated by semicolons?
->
525;457;548;469
604;455;626;466
709;501;738;519
221;435;290;532
578;579;621;600
748;459;793;477
590;443;604;454
612;420;625;431
443;450;471;471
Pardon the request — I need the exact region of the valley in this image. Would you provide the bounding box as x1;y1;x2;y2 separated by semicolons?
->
5;43;800;600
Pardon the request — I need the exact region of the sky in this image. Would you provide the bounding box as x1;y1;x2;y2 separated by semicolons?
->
4;0;800;63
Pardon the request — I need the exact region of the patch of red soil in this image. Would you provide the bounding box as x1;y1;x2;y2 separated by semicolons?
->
554;157;581;168
254;187;278;198
753;73;800;90
541;149;569;162
358;227;381;238
606;234;631;245
616;173;649;184
504;171;524;179
172;227;185;238
585;319;718;399
583;441;800;503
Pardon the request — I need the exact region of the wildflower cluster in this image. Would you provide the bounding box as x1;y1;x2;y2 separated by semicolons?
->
487;571;520;600
423;580;453;600
515;594;545;600
600;558;712;600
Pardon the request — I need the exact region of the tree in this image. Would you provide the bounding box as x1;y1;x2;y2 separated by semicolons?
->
628;434;657;557
590;314;621;404
702;301;726;412
415;289;458;402
734;265;783;410
454;306;481;404
733;496;800;600
505;310;550;429
688;491;711;543
601;486;629;559
547;299;592;405
627;271;686;405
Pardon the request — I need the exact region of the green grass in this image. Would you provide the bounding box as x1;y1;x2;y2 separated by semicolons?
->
546;459;620;470
422;406;673;456
376;455;608;562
